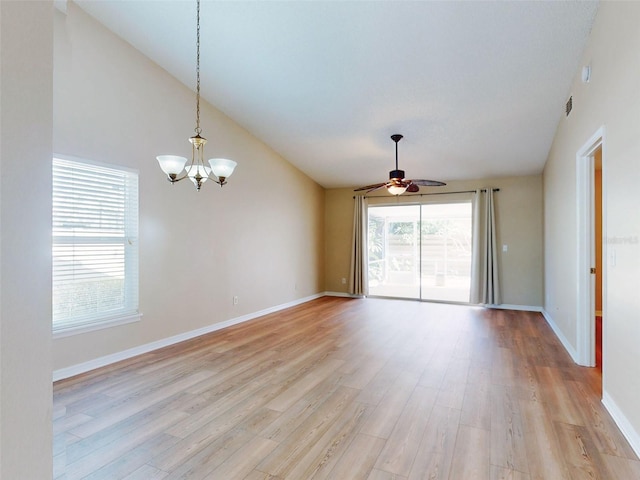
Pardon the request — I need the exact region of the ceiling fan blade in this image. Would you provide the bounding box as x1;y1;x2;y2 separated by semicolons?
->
409;179;447;187
406;183;420;193
354;182;386;192
366;183;389;194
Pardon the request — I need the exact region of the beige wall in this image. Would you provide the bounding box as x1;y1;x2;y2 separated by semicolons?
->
325;175;543;307
52;4;324;370
0;1;53;478
325;188;357;293
543;2;640;447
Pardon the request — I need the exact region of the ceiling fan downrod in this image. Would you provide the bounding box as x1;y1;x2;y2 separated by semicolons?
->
390;134;404;180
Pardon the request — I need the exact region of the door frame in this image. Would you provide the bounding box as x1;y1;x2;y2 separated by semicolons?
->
576;126;606;367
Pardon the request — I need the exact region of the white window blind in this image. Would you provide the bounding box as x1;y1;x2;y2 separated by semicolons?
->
52;157;139;332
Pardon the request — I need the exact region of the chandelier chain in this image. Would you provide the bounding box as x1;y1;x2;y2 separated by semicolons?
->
195;0;201;135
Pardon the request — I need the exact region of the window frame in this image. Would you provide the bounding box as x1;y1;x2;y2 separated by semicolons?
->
52;155;140;337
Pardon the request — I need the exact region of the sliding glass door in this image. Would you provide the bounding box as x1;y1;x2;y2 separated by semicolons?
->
367;201;472;302
368;205;420;299
420;202;472;302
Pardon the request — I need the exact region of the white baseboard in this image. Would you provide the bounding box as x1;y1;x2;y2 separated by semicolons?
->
487;304;543;312
482;305;582;366
55;292;639;461
522;309;640;458
602;391;640;458
53;293;324;382
541;309;579;363
323;291;364;298
324;297;545;309
49;297;581;386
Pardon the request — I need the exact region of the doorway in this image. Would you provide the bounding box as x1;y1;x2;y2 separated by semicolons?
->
576;127;605;371
594;147;603;371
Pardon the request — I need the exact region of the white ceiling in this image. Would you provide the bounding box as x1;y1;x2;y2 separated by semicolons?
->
74;0;598;189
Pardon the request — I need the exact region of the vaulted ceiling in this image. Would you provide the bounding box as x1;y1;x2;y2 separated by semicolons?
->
75;0;599;188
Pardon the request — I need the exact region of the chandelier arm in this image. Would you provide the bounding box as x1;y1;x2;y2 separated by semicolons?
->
205;171;224;185
167;171;190;184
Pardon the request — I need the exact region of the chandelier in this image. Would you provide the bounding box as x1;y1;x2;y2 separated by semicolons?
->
156;0;237;191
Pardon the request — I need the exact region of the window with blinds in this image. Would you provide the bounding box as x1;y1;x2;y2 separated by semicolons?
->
52;157;139;333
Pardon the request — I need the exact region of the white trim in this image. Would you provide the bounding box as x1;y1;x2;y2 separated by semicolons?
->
48;295;583;383
324;291;365;298
486;304;543;312
602;391;640;458
575;127;605;367
541;309;579;363
53;313;142;339
53;293;323;382
325;296;543;310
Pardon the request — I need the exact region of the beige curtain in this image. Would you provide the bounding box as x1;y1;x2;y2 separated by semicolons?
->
470;188;501;305
349;195;367;296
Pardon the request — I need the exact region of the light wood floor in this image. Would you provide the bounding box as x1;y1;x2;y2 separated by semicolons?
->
53;297;640;479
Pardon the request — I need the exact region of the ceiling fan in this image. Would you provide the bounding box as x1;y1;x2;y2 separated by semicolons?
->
354;134;446;195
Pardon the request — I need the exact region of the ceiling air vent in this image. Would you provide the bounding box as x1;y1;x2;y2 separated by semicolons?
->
566;96;573;116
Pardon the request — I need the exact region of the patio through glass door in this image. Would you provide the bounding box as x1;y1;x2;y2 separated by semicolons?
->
367;201;472;302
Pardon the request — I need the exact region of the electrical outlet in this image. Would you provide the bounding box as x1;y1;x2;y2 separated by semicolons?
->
341;278;346;284
233;296;239;305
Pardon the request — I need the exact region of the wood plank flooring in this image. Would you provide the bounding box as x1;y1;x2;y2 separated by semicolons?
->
53;297;640;479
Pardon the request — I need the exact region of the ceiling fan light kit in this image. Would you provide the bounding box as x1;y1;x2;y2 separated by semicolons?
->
387;184;408;195
156;0;237;191
354;134;445;196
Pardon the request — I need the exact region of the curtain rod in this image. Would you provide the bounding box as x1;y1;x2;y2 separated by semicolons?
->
354;188;499;199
